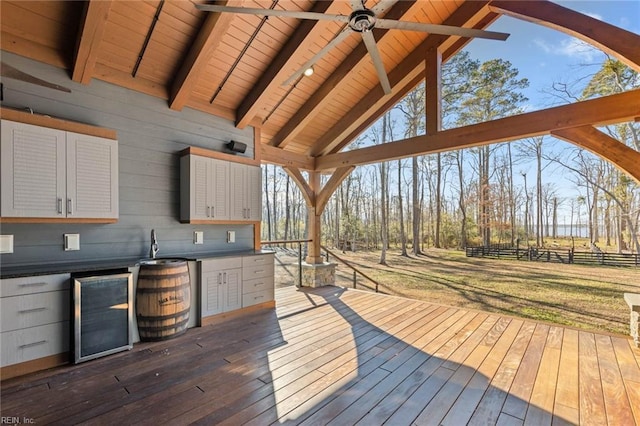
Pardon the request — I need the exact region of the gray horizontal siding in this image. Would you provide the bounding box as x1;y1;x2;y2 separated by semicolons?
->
0;52;257;268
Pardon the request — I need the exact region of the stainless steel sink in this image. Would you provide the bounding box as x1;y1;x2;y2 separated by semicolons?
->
138;258;187;266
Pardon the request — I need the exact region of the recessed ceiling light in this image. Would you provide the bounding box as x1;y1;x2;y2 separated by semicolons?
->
303;67;314;77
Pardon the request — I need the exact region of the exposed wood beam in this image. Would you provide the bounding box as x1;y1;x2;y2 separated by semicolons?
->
283;167;314;206
316;90;640;170
235;1;337;129
326;9;501;155
316;166;355;215
425;46;442;135
72;0;113;84
269;0;419;148
551;126;640;184
490;1;640;72
306;171;322;264
261;144;315;170
311;2;495;156
169;1;238;111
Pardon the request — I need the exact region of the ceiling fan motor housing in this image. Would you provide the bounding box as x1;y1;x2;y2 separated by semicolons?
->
349;9;376;32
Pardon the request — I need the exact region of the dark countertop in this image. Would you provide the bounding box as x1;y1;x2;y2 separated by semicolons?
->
0;250;275;279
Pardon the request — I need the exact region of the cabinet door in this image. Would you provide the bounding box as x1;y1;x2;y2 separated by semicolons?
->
201;271;224;317
229;162;246;220
1;120;66;218
187;155;210;220
223;268;242;312
247;165;262;221
209;158;229;220
66;132;118;219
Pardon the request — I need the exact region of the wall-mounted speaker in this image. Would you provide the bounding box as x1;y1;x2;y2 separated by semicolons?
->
226;140;247;154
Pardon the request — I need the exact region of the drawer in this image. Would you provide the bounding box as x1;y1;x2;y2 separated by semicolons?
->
1;291;70;332
1;274;70;298
242;254;274;268
200;257;242;272
1;321;70;367
242;289;274;308
243;262;274;280
242;276;274;295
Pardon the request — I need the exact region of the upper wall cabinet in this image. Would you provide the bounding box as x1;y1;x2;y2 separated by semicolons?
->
230;163;261;221
1;120;118;222
180;152;261;223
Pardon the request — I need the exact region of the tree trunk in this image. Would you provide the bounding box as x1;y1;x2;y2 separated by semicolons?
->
435;153;442;248
398;159;407;256
412;157;422;255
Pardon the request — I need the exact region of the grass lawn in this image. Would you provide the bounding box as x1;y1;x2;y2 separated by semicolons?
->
327;248;639;336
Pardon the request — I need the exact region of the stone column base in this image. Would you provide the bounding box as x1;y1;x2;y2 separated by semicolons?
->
301;262;336;288
624;293;640;348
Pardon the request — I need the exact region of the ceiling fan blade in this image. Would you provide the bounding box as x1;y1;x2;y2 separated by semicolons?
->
282;27;353;87
376;19;510;41
1;63;71;93
361;31;392;95
371;0;399;16
196;4;349;23
350;0;364;12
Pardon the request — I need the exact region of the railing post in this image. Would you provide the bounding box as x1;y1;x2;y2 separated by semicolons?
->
298;241;303;287
353;271;356;289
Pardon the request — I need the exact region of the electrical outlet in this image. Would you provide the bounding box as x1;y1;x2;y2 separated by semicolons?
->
64;233;80;251
227;231;235;243
0;235;14;253
194;231;204;244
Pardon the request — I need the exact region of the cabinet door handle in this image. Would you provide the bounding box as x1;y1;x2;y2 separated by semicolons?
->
207;206;211;217
212;206;215;217
67;198;73;215
18;307;47;314
57;198;63;214
218;273;222;285
19;340;47;349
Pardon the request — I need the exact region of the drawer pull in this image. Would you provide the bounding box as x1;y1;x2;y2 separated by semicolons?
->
253;282;263;287
254;295;264;300
254;270;264;274
18;307;47;314
19;340;47;349
18;282;47;287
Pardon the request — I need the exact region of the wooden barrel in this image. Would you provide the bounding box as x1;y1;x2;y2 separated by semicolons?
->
136;261;190;341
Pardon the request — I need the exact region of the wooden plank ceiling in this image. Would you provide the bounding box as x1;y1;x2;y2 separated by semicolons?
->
1;0;639;173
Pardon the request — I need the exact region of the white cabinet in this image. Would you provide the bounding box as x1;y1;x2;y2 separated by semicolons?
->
230;162;262;221
181;153;260;223
0;120;118;220
0;274;71;368
242;253;275;307
199;253;275;320
180;155;229;221
200;257;242;317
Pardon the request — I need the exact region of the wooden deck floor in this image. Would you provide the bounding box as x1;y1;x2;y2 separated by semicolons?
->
2;285;639;425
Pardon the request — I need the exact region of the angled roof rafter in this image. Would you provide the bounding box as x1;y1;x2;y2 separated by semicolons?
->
72;0;113;84
268;0;421;148
235;1;338;129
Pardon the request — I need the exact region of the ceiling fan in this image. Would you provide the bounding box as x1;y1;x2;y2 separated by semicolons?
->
196;1;509;95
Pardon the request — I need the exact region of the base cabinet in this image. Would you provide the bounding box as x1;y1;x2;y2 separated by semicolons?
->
200;253;275;321
0;274;71;369
201;258;242;317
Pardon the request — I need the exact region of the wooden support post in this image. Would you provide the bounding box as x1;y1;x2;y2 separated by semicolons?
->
425;46;442;135
306;171;323;264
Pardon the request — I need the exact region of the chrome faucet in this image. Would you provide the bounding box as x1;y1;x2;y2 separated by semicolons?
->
150;229;159;259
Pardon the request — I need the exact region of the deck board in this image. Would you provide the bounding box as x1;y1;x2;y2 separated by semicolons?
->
1;285;639;425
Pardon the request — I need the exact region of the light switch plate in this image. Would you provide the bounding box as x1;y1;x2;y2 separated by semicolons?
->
64;233;80;251
194;231;204;244
0;235;14;254
227;231;235;243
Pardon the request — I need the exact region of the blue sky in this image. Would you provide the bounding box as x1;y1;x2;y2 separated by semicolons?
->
466;0;639;110
460;1;640;223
